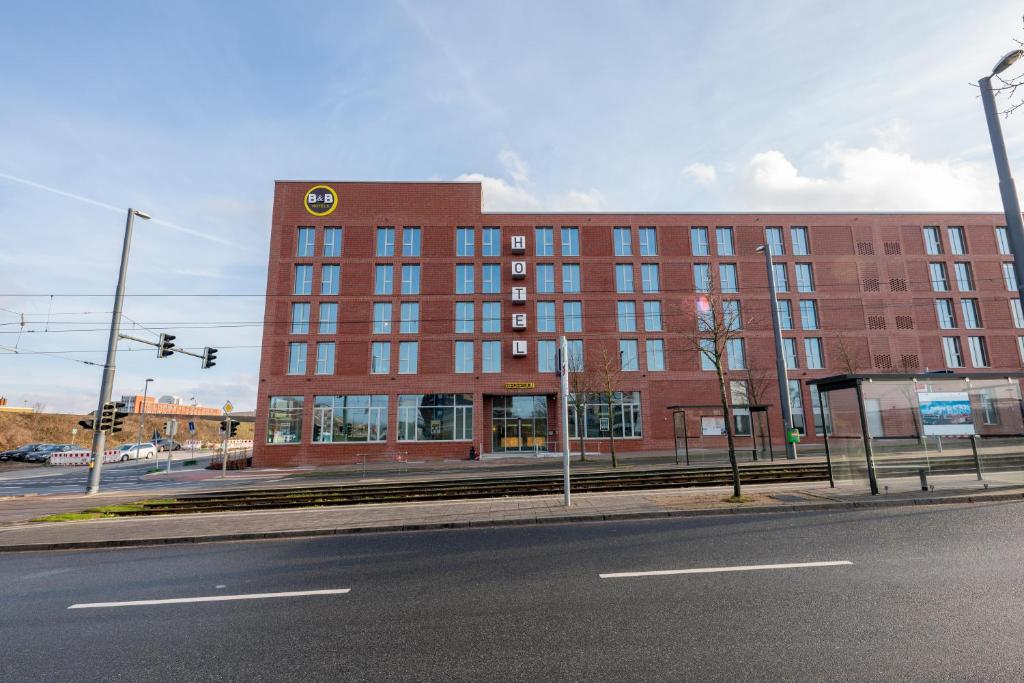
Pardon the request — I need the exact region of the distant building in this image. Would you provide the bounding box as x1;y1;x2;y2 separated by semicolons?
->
0;396;32;413
158;395;184;405
120;394;221;417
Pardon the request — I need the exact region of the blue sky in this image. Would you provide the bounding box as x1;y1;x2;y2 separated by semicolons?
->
1;0;1022;413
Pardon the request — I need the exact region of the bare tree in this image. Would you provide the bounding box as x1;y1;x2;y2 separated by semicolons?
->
591;344;627;468
973;17;1024;117
680;273;743;498
566;346;593;462
833;330;865;374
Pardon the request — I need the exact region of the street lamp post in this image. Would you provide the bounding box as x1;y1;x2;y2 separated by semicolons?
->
86;208;151;495
979;50;1024;314
756;244;798;459
137;378;154;448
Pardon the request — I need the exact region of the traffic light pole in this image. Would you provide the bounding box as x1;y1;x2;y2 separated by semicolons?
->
86;208;140;495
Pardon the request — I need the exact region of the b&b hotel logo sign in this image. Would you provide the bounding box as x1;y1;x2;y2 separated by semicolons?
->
304;185;338;216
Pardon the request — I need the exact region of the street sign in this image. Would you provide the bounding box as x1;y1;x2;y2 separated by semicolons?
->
223;400;234;414
71;428;78;435
187;420;196;433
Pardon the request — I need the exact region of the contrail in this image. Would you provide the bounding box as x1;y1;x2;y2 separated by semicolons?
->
0;171;235;246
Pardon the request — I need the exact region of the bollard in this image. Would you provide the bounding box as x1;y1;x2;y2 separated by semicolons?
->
918;468;929;492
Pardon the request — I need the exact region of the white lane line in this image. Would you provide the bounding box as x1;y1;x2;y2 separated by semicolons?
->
599;561;852;579
68;588;350;609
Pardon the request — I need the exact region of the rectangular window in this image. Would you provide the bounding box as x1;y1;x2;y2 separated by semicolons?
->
1012;299;1024;328
696;300;713;332
766;226;785;255
456;227;474;257
804;338;824;369
372;302;392;334
318;303;337;334
323;227;342;257
561;226;580;256
400;302;419;334
783;338;799;369
930;262;949;292
778;300;793;330
639;227;657;256
616;264;634;293
536;227;554;256
791;227;809;255
795;263;814;293
398;341;418;374
320;264;340;295
641;264;660;293
935;299;956;329
646;339;666;371
482;341;501;373
482;226;501;256
996;227;1011;255
699;339;715;371
564;301;582;333
537;264;555;293
773;264;789;292
726;338;746;370
723;300;741;330
960;299;982;329
291;302;310;334
397;228;417;258
567;339;584;371
374;265;393;295
694;264;710;292
294;265;312;295
267;396;304;444
455;302;474;333
287;342;307;375
1019;336;1024;363
643;301;662;331
968;336;989;367
312;395;387;443
719;264;738;293
789;380;806;434
537;301;556;333
482;302;501;333
799;300;819;330
619;339;639;371
1004;263;1018;291
315;342;335;375
617;301;636;332
690;227;709;256
954;262;974;291
924;226;943;255
562;264;581;293
397;394;473;442
538;340;556;373
371;341;390;374
942;337;963;368
297;227;315;257
376;227;395;257
732;380;752;436
456;264;474;294
401;265;420;295
810;384;831;436
614;227;632;256
455;341;473;373
716;227;734;256
568;391;643;439
947;226;967;255
481;264;500;294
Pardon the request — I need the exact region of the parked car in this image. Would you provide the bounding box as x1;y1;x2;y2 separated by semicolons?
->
151;438;182;452
114;442;157;461
0;443;46;462
24;444;78;463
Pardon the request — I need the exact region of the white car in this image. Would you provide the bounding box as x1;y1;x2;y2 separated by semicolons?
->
115;442;157;461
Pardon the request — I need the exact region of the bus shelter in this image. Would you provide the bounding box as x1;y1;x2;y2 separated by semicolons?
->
667;404;774;466
808;372;1024;495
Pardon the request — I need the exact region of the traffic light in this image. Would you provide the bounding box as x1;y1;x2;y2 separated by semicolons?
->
98;402;115;431
158;333;176;358
202;346;218;369
78;418;95;431
110;402;129;433
229;420;239;438
220;418;239;438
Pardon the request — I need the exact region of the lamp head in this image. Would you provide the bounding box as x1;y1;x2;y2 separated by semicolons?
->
993;49;1024;75
132;209;152;220
755;245;766;253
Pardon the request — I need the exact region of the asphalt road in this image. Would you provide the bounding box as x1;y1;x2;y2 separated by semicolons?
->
4;503;1024;682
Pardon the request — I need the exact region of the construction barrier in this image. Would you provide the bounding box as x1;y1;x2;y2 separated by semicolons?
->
49;450;121;466
183;439;203;450
226;440;253;451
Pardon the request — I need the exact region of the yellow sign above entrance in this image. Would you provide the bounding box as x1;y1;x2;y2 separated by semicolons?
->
504;382;536;390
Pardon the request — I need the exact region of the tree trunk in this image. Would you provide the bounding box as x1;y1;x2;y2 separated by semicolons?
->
607;393;617;468
715;365;740;498
577;406;586;462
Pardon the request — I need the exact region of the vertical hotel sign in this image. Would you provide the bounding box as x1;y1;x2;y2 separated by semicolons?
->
305;185;338;216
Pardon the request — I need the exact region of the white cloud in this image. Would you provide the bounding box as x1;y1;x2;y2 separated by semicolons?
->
498;149;530;185
738;143;999;211
458;150;606;211
682;162;717;186
455;172;541;210
552;189;606;211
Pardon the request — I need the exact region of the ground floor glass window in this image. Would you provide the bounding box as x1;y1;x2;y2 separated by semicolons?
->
398;394;473;441
266;396;304;444
312;395;387;442
568;391;642;439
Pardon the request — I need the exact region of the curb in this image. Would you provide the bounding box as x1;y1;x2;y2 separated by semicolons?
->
2;489;1023;553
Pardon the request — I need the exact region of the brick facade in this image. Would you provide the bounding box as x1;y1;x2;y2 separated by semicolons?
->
253;181;1022;467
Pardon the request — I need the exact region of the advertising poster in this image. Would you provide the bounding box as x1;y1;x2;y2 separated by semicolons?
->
918;391;975;436
701;416;727;436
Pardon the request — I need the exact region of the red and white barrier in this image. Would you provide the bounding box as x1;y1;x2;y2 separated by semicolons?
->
226;439;253;451
49;450;121;466
183;439;202;450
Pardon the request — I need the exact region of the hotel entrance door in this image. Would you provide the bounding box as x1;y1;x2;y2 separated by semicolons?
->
492;395;548;452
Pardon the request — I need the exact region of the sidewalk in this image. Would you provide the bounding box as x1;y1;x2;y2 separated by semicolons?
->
2;478;1023;552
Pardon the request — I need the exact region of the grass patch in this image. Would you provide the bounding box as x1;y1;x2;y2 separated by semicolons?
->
146;467;162;474
31;498;180;522
182;459;197;466
32;512;109;522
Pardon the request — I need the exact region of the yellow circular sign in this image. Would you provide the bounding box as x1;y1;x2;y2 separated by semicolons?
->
304;185;338;216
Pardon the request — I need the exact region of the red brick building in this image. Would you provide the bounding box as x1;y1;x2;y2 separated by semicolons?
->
253;181;1023;467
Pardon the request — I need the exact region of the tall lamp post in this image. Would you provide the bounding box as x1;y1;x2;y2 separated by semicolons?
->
136;378;154;447
979;50;1024;314
756;243;798;459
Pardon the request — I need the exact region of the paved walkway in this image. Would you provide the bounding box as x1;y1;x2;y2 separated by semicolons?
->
3;477;1024;552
